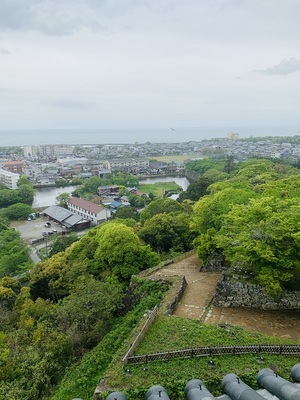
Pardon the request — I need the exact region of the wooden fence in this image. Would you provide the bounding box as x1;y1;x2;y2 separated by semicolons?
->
125;344;300;365
122;306;159;363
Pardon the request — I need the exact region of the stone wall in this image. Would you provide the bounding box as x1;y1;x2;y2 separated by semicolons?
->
213;273;300;310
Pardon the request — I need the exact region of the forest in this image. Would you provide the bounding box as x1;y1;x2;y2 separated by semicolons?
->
0;157;300;399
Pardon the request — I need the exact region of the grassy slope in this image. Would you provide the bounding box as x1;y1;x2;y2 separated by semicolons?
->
50;278;300;400
104;315;300;399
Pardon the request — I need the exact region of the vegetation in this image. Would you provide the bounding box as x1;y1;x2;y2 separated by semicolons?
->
0;219;164;400
50;280;168;400
136;181;182;197
190;158;300;296
72;173;139;199
48;233;79;257
103;315;299;399
1;155;300;399
0;221;33;277
0;176;34;209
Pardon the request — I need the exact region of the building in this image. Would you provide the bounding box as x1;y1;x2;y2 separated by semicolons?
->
2;160;25;174
98;185;120;197
67;197;111;225
40;144;74;157
23;145;40;159
0;169;20;189
227;132;240;140
102;158;149;171
43;205;91;230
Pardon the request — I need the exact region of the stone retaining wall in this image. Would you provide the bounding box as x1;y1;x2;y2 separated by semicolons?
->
213;273;300;310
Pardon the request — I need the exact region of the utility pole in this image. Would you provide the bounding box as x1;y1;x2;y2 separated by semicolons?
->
45;235;48;257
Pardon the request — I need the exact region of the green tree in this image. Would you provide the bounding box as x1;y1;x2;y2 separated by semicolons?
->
0;228;32;277
30;252;86;301
92;223;160;280
1;203;33;220
215;197;300;296
48;233;79;257
55;192;71;208
140;198;183;224
185;158;226;175
56;276;124;350
139;213;193;254
177;177;213;202
17;176;35;205
0;188;20;207
112;206;140;221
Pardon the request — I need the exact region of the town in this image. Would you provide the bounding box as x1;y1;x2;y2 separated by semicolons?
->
1;133;300;189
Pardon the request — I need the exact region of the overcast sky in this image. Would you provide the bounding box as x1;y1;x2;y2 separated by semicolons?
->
1;0;300;131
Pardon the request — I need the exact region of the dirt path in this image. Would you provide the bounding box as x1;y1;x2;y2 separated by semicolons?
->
151;254;220;319
149;254;300;341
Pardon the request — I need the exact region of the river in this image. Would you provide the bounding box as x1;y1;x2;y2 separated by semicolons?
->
33;186;77;208
33;176;189;207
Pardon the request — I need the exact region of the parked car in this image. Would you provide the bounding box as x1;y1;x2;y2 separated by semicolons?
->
44;222;51;227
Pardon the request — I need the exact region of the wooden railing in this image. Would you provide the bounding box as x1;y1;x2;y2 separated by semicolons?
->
125;344;300;364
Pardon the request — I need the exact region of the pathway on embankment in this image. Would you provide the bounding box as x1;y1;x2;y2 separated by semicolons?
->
149;254;300;341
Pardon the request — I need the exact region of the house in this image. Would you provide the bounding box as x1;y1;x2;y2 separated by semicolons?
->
2;160;25;174
128;187;145;197
67;197;111;225
98;185;120;197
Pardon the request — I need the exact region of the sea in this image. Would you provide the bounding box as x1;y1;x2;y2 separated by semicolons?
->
0;126;299;146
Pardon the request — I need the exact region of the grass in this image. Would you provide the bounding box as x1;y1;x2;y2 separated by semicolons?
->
151;154;203;163
136;182;182;197
134;315;297;354
103;315;300;399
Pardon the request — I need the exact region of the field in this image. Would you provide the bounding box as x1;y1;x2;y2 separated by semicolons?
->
151;153;203;163
136;181;182;197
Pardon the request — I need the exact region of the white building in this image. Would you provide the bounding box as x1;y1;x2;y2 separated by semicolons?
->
40;145;74;157
67;197;111;225
103;158;149;170
23;145;40;159
0;169;20;189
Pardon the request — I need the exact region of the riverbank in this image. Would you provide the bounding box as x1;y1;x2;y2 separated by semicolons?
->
33;176;190;207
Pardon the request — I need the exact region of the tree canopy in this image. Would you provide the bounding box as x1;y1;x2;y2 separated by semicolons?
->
140;197;184;224
190;158;300;296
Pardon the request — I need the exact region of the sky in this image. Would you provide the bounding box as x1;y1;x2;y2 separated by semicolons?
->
0;0;300;132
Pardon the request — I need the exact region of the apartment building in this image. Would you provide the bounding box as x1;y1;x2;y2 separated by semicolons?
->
67;197;111;225
40;145;74;157
102;158;149;171
23;145;40;159
0;169;20;189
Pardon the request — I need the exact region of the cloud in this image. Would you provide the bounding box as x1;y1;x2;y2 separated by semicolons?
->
254;58;300;76
44;99;95;110
0;0;107;36
0;47;10;54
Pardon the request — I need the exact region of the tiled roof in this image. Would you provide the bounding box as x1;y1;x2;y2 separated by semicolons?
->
67;197;103;214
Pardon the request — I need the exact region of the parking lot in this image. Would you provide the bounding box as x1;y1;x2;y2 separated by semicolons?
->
11;216;65;244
